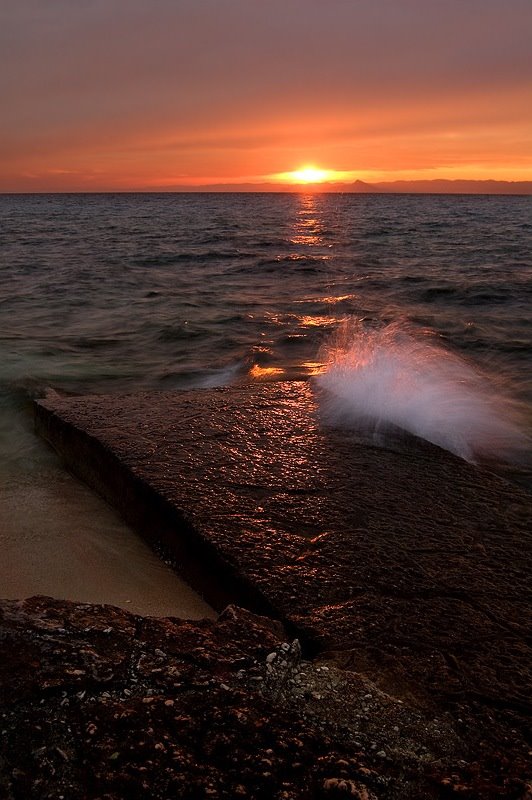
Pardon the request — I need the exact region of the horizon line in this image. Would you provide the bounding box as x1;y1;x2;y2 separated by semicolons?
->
2;178;532;196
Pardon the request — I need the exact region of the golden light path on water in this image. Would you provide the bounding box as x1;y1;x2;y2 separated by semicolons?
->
246;193;356;382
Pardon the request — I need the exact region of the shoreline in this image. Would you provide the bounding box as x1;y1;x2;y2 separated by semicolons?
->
0;400;213;619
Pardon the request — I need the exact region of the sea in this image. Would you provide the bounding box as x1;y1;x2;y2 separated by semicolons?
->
1;192;531;614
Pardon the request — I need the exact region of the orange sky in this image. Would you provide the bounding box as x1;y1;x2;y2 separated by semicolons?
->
1;0;531;191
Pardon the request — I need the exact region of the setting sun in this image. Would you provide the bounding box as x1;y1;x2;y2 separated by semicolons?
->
272;165;356;186
290;166;330;183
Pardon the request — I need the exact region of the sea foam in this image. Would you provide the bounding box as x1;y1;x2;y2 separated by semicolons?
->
316;319;528;463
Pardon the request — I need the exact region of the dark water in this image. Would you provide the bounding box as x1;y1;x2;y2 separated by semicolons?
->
1;192;531;400
0;192;531;606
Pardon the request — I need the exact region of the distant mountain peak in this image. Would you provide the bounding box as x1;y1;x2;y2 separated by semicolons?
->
347;179;379;193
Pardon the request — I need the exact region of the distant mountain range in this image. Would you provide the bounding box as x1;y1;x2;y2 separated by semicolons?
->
368;179;532;195
169;179;532;194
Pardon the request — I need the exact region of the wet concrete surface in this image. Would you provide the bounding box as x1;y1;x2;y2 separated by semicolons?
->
34;383;531;758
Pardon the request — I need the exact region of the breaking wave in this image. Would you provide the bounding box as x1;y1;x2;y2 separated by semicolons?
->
316;319;529;463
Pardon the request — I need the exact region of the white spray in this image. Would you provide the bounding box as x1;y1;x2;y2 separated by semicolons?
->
316;319;529;463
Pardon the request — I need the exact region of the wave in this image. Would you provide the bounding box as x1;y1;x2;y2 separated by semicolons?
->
316;319;529;463
134;250;252;267
194;361;243;388
255;254;330;273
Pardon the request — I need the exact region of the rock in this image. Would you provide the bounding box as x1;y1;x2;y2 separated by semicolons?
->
323;777;378;798
0;596;529;798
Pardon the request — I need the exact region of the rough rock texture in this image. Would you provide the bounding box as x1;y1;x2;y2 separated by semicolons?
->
33;383;532;792
0;596;528;799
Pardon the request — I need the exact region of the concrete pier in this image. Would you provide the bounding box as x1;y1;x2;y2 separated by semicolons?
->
35;383;531;730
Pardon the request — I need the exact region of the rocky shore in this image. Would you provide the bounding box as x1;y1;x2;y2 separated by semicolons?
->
1;596;529;799
4;382;529;797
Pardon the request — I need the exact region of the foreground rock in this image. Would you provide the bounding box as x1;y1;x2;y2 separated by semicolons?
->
0;596;529;799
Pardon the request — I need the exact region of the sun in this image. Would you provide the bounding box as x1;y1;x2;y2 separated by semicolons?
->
272;164;350;185
290;165;330;183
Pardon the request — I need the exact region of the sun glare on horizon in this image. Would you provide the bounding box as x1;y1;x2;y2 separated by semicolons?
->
291;166;330;183
274;165;352;184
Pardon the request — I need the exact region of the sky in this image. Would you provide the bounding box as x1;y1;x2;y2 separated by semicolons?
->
1;0;531;191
